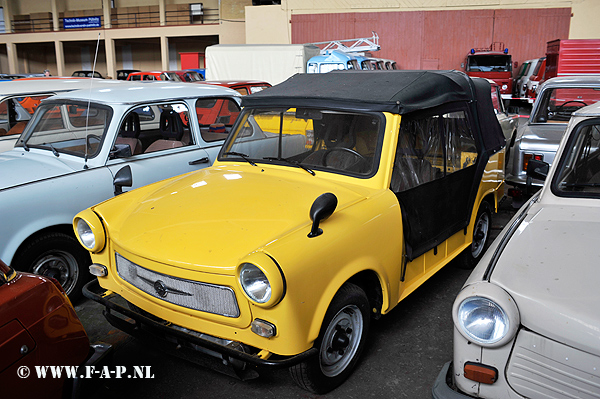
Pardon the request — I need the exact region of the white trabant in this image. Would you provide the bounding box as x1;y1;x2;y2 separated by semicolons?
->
433;101;600;399
0;81;241;300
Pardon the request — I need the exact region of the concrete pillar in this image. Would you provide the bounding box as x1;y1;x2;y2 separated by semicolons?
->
105;37;116;79
51;0;59;31
159;0;166;26
3;0;13;33
55;40;65;76
6;42;17;73
102;0;111;29
160;36;169;71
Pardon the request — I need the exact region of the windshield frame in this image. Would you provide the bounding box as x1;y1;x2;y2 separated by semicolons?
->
218;106;386;179
17;99;113;159
551;117;600;199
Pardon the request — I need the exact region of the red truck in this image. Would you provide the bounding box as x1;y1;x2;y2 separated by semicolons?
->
545;38;600;79
465;42;513;100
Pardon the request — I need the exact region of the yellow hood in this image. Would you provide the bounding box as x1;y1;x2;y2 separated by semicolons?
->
95;164;371;272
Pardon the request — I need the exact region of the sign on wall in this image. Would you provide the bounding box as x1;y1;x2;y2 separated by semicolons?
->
64;16;101;29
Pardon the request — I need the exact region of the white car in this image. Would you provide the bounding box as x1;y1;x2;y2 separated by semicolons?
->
0;78;120;152
433;101;600;398
514;58;539;98
505;75;600;203
0;81;241;300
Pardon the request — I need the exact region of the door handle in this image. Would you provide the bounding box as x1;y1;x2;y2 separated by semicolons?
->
189;157;209;165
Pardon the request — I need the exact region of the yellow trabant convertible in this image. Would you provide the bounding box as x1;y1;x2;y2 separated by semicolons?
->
76;71;505;394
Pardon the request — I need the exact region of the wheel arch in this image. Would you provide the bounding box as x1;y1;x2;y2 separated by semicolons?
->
11;224;86;266
306;265;386;345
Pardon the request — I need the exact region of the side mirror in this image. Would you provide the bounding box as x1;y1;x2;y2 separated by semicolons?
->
110;143;132;159
114;165;133;196
527;159;549;181
308;192;337;238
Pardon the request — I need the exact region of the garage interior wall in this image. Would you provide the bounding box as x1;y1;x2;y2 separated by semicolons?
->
291;8;572;72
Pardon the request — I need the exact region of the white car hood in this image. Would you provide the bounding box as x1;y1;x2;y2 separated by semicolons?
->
0;150;76;190
491;203;600;357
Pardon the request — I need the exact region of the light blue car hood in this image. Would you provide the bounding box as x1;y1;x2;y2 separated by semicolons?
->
0;150;77;190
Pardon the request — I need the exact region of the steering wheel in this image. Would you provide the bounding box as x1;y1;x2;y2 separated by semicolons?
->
556;100;588;112
86;134;102;151
323;147;367;170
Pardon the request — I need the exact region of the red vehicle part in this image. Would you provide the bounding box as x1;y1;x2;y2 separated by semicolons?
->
0;259;90;399
545;39;600;80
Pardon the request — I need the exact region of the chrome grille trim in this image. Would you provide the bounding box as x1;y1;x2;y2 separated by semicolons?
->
115;252;240;318
507;329;600;399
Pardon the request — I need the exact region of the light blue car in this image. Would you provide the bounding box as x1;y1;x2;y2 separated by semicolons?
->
0;81;241;300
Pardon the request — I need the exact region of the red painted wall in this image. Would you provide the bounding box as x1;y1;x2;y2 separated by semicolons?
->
292;8;571;75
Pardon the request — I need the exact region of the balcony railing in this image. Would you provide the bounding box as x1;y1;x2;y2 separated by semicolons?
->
9;4;218;33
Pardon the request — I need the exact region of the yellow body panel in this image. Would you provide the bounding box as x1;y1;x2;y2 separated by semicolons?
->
79;110;503;357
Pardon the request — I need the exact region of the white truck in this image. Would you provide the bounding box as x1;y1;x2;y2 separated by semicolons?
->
204;44;320;85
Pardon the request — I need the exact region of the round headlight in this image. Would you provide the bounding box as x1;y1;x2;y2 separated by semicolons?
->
457;296;509;345
501;84;508;90
73;209;106;253
76;218;96;250
239;263;271;303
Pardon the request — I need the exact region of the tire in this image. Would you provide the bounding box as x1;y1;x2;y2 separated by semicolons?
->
12;232;91;302
456;201;492;269
289;283;370;394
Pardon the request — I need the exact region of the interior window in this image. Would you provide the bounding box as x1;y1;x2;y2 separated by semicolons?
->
0;95;50;137
196;98;241;142
114;102;193;157
444;111;477;173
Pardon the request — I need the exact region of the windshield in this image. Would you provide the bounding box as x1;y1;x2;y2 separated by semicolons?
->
532;87;600;123
161;72;182;81
18;101;112;158
221;108;383;176
467;55;512;72
553;119;600;198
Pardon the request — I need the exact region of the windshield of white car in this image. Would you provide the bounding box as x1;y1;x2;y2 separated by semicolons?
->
532;87;600;123
553;120;600;198
220;108;383;177
18;101;112;158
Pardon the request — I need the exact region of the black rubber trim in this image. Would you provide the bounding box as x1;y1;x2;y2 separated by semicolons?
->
83;279;317;369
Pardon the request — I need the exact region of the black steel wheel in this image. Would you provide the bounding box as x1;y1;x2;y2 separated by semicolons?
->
13;232;91;301
289;283;370;394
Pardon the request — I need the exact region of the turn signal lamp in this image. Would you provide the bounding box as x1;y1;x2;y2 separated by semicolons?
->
522;153;543;172
464;362;498;384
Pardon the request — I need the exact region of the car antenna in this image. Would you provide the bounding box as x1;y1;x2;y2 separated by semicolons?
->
83;32;101;170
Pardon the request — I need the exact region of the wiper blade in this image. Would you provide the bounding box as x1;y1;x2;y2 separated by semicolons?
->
223;151;257;166
263;156;315;176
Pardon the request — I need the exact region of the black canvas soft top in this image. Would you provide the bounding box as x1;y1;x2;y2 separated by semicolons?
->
243;70;473;114
243;70;505;155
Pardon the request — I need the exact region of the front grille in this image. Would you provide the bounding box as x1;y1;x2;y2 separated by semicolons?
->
115;252;240;318
507;329;600;398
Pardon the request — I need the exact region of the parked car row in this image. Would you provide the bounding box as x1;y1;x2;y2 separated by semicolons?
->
2;69;599;397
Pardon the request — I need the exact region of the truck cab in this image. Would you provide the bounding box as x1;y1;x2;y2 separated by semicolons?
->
465;45;513;100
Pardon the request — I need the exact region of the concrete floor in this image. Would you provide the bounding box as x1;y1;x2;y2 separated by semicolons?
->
73;197;517;399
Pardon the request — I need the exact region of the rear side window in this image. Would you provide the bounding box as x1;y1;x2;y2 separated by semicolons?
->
391;109;476;192
196;98;241;142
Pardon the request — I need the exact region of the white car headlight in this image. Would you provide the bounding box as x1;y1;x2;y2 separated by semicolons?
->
457;297;509;344
453;282;520;348
76;218;96;250
239;263;271;303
